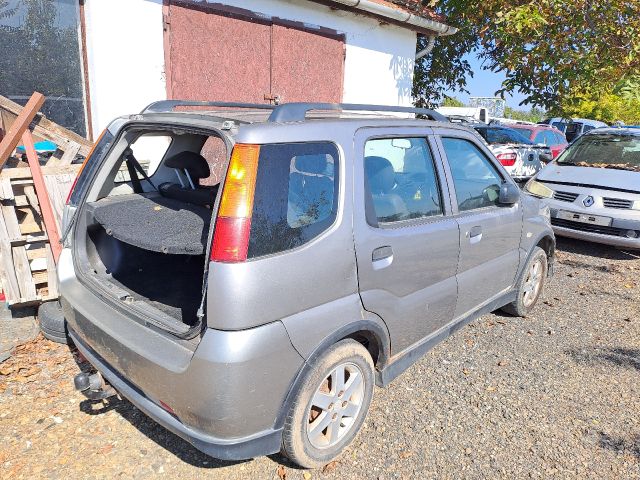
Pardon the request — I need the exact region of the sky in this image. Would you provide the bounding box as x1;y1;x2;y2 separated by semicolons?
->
445;53;529;110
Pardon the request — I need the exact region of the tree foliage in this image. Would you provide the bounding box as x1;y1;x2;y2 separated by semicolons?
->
413;0;640;114
503;106;545;123
441;96;465;107
558;91;640;125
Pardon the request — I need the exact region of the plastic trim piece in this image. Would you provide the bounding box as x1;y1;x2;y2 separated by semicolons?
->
377;290;517;386
141;100;276;114
141;100;449;125
267;102;448;123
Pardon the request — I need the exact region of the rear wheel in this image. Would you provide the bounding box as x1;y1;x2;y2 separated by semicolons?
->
502;246;547;316
281;339;374;469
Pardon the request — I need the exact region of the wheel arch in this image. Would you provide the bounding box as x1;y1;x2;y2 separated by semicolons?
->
274;320;390;430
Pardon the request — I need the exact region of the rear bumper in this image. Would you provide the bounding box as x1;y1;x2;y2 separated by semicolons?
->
70;330;283;460
58;247;305;460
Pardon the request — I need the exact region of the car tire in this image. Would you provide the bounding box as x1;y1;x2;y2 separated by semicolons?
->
502;246;547;317
38;301;70;344
281;339;374;469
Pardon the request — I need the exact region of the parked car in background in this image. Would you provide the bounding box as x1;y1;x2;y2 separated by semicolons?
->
57;101;554;469
524;127;640;249
472;124;552;181
541;117;569;133
509;123;568;159
540;118;608;143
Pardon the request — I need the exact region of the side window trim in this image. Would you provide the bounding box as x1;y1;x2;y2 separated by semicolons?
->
432;130;509;216
362;134;449;229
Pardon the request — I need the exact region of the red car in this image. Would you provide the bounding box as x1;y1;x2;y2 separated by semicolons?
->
509;124;568;159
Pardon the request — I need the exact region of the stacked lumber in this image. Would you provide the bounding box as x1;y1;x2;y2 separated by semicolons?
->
0;165;80;306
0;95;91;161
0;92;91;307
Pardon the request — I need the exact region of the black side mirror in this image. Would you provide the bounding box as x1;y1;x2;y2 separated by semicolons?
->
540;153;553;163
499;182;520;205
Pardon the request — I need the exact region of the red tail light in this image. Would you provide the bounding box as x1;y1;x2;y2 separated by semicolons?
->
210;144;260;262
497;153;517;167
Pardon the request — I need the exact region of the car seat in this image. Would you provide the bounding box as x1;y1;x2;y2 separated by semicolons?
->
365;156;408;221
158;151;219;207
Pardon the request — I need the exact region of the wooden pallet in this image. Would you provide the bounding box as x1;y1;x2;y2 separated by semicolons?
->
0;165;79;306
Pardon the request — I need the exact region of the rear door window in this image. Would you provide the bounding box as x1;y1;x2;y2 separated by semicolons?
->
248;142;338;258
363;137;443;224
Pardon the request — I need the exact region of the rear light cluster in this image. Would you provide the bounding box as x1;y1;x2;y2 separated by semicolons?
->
496;153;517;167
210;144;260;263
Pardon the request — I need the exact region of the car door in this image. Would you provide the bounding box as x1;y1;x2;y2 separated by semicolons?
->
434;129;523;319
353;128;460;354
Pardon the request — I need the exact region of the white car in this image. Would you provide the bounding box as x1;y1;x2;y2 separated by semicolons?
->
472;125;552;181
525;128;640;249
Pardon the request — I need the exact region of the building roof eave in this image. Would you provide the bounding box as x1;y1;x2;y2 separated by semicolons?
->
313;0;457;36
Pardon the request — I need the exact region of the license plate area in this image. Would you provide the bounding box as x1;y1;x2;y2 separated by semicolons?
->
557;210;612;226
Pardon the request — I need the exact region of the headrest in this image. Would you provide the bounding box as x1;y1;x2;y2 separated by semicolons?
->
365;156;395;194
164;151;210;179
294;155;332;175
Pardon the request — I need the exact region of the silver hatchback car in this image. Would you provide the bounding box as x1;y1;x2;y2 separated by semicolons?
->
524;128;640;249
59;101;554;468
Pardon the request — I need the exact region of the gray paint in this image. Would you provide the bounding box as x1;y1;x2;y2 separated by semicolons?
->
59;108;555;460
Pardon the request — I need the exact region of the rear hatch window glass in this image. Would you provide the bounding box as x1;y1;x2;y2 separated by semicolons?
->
475;127;533;145
248;142;339;258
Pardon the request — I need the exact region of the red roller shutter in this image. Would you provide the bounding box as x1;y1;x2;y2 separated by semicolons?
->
164;2;344;104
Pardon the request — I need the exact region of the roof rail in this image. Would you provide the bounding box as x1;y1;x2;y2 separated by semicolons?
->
141;100;276;114
267;103;448;123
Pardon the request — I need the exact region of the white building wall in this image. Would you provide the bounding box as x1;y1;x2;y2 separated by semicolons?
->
84;0;417;138
84;0;166;138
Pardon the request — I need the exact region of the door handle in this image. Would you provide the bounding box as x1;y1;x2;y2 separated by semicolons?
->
468;226;482;244
372;246;393;270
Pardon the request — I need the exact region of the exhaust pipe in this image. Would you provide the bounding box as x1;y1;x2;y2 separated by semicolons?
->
74;371;117;400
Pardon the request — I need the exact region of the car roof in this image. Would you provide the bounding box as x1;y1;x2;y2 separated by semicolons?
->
131;101;474;137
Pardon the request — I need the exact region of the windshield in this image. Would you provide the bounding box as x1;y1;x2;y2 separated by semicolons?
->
557;134;640;172
475;127;533;145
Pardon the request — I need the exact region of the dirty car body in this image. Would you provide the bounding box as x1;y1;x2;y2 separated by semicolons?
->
58;102;555;464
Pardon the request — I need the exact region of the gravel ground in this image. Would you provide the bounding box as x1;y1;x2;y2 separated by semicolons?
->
1;237;639;479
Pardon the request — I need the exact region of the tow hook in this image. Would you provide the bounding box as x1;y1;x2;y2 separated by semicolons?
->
73;371;117;400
